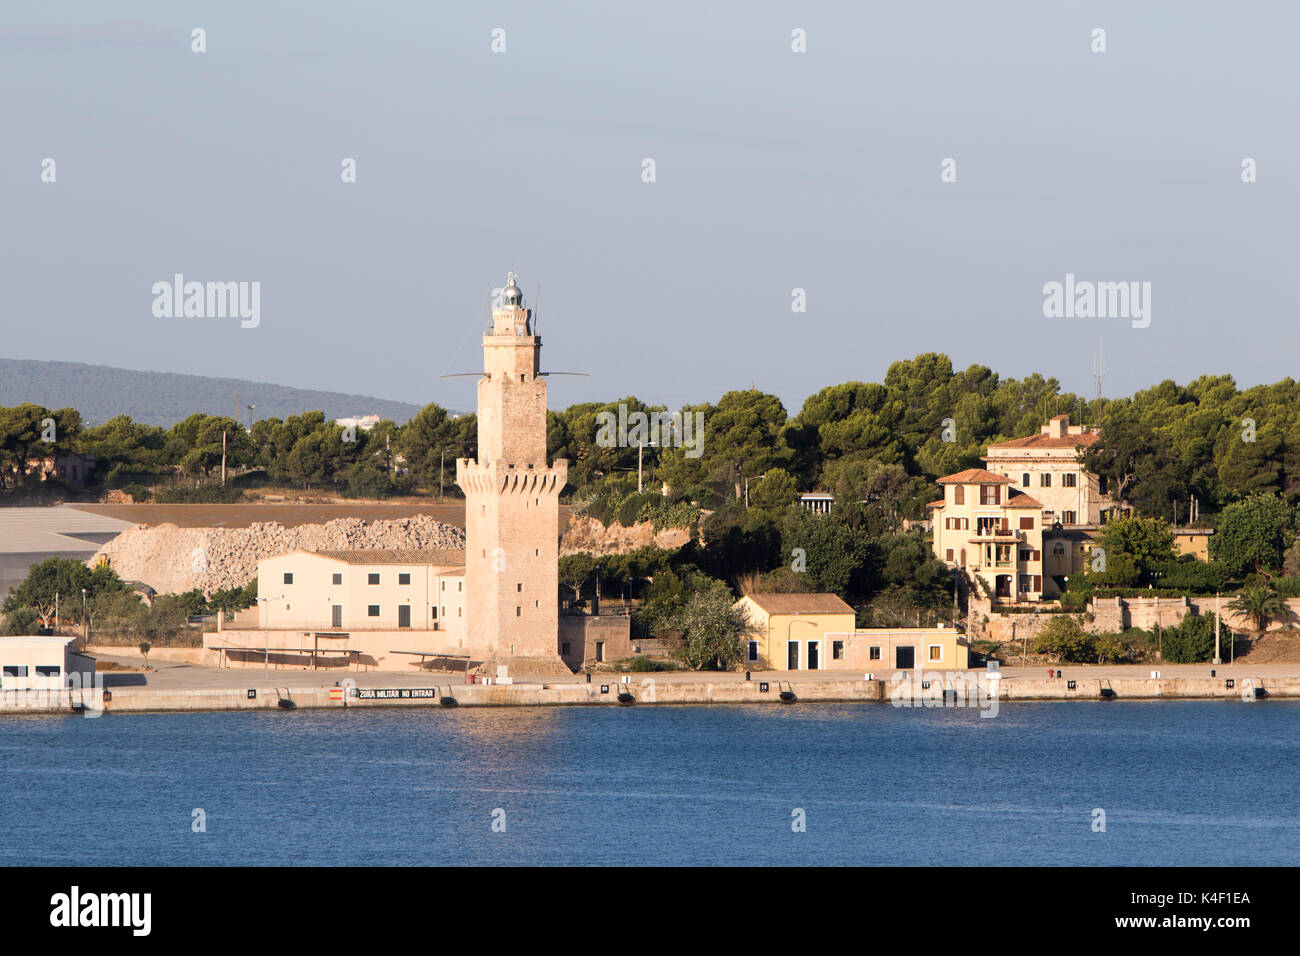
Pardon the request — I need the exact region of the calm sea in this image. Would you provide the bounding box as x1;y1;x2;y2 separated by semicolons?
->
2;701;1297;866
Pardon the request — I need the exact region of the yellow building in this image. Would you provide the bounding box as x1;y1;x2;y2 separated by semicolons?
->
735;593;856;670
928;468;1050;602
733;593;968;671
1173;528;1214;561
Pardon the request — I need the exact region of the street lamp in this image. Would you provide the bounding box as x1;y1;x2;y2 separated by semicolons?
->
247;404;256;432
259;594;283;678
81;588;87;650
786;617;819;671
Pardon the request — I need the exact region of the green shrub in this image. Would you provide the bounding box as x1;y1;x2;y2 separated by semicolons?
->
1092;631;1129;664
1059;590;1089;609
121;482;152;502
1151;558;1230;593
1033;616;1094;663
1273;577;1300;598
154;483;244;504
1161;613;1229;663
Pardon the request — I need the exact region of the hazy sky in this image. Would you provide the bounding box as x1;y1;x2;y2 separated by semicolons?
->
3;1;1297;420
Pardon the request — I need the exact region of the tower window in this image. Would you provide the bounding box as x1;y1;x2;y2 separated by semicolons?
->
516;583;522;592
516;607;521;617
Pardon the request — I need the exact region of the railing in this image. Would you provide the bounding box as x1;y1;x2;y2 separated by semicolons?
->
216;621;448;632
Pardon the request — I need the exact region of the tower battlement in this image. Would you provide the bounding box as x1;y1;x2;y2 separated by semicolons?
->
455;272;568;666
455;459;568;497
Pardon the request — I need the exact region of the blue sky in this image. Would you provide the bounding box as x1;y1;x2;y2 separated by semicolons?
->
2;1;1296;418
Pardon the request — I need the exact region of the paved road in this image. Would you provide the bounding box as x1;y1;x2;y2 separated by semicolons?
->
72;502;575;531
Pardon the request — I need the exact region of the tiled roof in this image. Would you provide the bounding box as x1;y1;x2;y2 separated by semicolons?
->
742;593;855;615
936;468;1013;485
305;549;467;566
1004;492;1045;509
926;499;945;508
986;432;1100;450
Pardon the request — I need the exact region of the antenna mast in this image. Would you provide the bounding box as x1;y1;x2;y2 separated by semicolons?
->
1092;336;1105;404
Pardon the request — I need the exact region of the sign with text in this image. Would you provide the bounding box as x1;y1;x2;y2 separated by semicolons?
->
352;688;439;700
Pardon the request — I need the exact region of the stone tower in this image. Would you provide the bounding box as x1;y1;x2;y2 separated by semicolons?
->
456;273;568;669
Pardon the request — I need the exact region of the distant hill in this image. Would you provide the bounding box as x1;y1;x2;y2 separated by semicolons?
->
0;358;438;427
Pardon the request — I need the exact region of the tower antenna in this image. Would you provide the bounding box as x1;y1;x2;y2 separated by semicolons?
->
1092;336;1105;404
533;283;541;333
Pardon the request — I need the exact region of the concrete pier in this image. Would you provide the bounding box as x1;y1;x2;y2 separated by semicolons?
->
3;669;1298;716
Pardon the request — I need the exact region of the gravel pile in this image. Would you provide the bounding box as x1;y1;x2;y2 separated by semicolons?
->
93;516;466;595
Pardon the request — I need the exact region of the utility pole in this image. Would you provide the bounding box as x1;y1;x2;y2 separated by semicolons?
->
1214;591;1222;665
221;429;227;486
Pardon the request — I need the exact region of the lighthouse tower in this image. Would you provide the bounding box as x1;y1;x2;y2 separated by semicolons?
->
456;273;568;669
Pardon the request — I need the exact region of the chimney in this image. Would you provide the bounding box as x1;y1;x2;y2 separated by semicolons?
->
1048;415;1068;439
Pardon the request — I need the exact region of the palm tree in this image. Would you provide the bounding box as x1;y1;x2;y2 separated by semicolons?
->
1228;585;1287;634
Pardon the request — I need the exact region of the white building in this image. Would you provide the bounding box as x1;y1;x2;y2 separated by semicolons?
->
334;414;382;432
982;414;1116;526
0;637;95;691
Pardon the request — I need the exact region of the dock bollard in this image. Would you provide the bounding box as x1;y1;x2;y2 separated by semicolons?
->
745;671;751;681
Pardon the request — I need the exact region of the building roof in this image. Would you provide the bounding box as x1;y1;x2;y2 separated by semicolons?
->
936;468;1013;485
926;499;945;509
741;593;855;615
986;432;1100;451
0;505;134;556
1004;492;1045;509
298;549;467;567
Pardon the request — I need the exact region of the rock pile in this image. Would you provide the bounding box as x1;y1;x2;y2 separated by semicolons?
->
93;516;466;595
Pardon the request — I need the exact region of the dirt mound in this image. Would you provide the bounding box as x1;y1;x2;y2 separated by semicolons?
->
1232;628;1300;664
94;515;465;595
